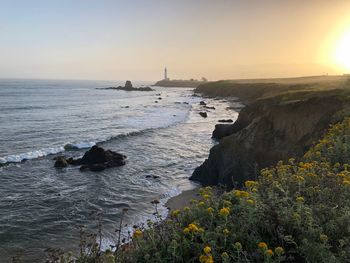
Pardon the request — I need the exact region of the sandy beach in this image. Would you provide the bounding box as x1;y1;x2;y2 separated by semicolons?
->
165;187;201;211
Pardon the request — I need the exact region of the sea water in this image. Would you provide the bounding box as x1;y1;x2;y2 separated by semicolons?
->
0;79;241;261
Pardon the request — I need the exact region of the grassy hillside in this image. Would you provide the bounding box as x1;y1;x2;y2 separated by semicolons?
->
195;75;350;104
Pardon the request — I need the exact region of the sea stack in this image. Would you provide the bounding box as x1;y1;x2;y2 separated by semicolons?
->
125;80;133;89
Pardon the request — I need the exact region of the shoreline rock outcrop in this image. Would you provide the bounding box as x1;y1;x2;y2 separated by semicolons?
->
54;145;126;172
191;95;350;188
98;80;154;91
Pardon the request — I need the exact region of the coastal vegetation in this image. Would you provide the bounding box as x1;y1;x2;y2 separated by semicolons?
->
115;117;350;262
47;112;350;262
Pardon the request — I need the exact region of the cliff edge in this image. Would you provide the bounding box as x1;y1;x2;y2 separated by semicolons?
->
191;77;350;188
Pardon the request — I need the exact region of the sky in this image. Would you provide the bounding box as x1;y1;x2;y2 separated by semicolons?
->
1;0;350;81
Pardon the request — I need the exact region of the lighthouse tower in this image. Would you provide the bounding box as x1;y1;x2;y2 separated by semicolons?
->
164;67;169;80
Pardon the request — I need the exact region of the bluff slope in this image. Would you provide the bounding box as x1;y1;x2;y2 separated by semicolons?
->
191;77;350;188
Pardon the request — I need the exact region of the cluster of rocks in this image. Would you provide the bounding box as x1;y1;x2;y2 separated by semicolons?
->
54;145;126;172
99;81;154;91
198;101;215;118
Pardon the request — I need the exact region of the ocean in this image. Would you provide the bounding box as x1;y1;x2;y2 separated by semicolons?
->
0;79;241;261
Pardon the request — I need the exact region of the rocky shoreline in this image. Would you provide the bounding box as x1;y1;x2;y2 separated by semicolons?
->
189;76;350;188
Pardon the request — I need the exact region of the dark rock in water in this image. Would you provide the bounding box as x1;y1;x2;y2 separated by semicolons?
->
183;102;189;104
67;157;82;165
200;101;206;106
125;80;133;89
191;95;350;188
98;81;154;91
158;97;162;100
79;165;90;172
212;124;234;140
54;145;126;172
155;101;158;103
138;86;153;91
145;175;160;179
218;119;233;123
89;164;106;172
54;156;69;168
205;106;215;110
80;145;126;166
199;112;207;118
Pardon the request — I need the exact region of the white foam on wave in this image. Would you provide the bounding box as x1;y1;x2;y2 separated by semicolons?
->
64;141;96;150
71;141;96;149
0;92;195;165
0;146;65;164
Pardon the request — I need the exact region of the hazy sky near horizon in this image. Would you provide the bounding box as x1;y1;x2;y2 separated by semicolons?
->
1;0;350;81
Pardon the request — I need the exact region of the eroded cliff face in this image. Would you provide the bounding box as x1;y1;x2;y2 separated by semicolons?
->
190;95;350;188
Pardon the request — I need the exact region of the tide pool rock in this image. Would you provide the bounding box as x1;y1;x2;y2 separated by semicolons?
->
54;156;69;168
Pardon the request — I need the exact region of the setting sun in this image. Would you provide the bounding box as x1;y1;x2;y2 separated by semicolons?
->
334;27;350;71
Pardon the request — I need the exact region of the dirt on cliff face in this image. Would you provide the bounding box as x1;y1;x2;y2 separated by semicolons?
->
190;95;350;188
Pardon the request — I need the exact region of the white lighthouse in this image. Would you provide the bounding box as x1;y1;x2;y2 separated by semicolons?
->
164;67;169;80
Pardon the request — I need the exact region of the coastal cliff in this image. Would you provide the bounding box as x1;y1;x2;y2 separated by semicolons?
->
191;77;350;188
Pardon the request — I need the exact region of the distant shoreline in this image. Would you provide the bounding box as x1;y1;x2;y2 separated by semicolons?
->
154;79;208;88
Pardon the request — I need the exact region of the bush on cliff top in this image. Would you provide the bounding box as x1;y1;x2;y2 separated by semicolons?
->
49;118;350;262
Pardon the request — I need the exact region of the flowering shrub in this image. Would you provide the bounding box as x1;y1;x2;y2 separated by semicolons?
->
117;118;350;262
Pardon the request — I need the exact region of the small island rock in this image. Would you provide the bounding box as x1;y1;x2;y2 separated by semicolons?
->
199;112;208;118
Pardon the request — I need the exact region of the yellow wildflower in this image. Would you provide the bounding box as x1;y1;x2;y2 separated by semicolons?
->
203;246;211;254
198;201;205;207
183;227;190;234
343;179;350;186
183;206;190;212
234;242;242;250
133;229;142;238
245;180;258;188
246;199;255;205
265;249;274;257
171;209;181;217
188;223;199;233
320;234;328;243
292;213;301;220
219;207;230;217
203;194;210;200
199;254;213;263
258;242;268;250
296;196;305;203
233;190;250;198
207;207;214;214
223;228;230;235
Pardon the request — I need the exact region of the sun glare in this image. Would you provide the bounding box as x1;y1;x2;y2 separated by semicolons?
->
334;28;350;71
